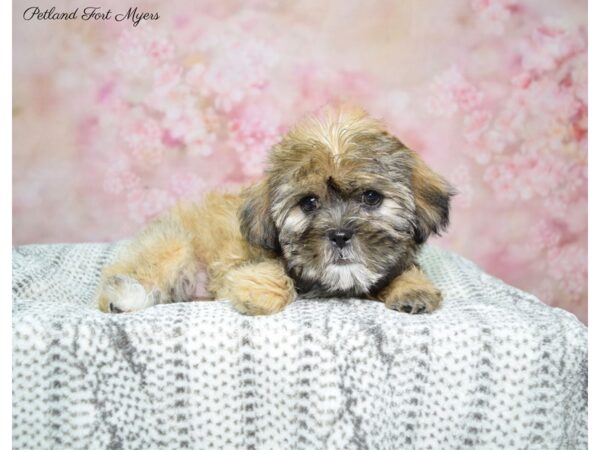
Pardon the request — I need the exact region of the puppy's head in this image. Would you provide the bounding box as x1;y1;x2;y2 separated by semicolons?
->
239;107;454;296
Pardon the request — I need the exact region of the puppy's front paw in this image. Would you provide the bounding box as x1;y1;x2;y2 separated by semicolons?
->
98;275;161;313
383;287;442;314
220;262;296;315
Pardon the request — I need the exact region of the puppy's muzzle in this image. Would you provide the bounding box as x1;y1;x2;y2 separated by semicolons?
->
328;229;353;249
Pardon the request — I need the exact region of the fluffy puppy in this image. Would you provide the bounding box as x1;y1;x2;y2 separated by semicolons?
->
97;107;454;315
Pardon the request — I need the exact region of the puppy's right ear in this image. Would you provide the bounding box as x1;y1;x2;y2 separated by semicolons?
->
238;181;280;252
410;154;454;245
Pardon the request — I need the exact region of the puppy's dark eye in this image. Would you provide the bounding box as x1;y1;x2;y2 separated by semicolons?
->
299;195;319;212
362;190;383;207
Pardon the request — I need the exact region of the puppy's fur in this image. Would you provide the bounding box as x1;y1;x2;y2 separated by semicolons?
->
98;107;453;315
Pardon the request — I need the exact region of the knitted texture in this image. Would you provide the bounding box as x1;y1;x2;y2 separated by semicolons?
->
12;242;587;449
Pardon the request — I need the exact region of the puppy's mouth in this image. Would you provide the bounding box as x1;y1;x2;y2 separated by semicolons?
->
331;250;358;266
332;258;355;266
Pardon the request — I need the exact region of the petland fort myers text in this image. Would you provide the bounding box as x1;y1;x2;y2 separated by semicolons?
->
23;6;159;27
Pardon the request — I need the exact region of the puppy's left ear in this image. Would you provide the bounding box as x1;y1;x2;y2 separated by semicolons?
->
238;181;280;252
409;152;455;244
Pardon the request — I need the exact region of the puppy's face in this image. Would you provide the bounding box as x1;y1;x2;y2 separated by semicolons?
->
240;108;452;297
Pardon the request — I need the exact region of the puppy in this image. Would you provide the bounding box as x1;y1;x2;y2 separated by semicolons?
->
97;106;453;315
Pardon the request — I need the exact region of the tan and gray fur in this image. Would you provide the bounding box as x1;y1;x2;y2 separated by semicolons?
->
97;106;454;315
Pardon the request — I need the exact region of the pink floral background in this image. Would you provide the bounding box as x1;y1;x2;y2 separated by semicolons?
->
13;0;587;322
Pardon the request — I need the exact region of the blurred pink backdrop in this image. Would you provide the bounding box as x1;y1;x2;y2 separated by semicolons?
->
13;0;587;322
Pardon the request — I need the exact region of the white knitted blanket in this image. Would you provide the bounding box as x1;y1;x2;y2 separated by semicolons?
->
12;242;587;450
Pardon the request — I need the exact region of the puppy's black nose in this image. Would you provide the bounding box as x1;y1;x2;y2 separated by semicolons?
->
328;229;353;249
